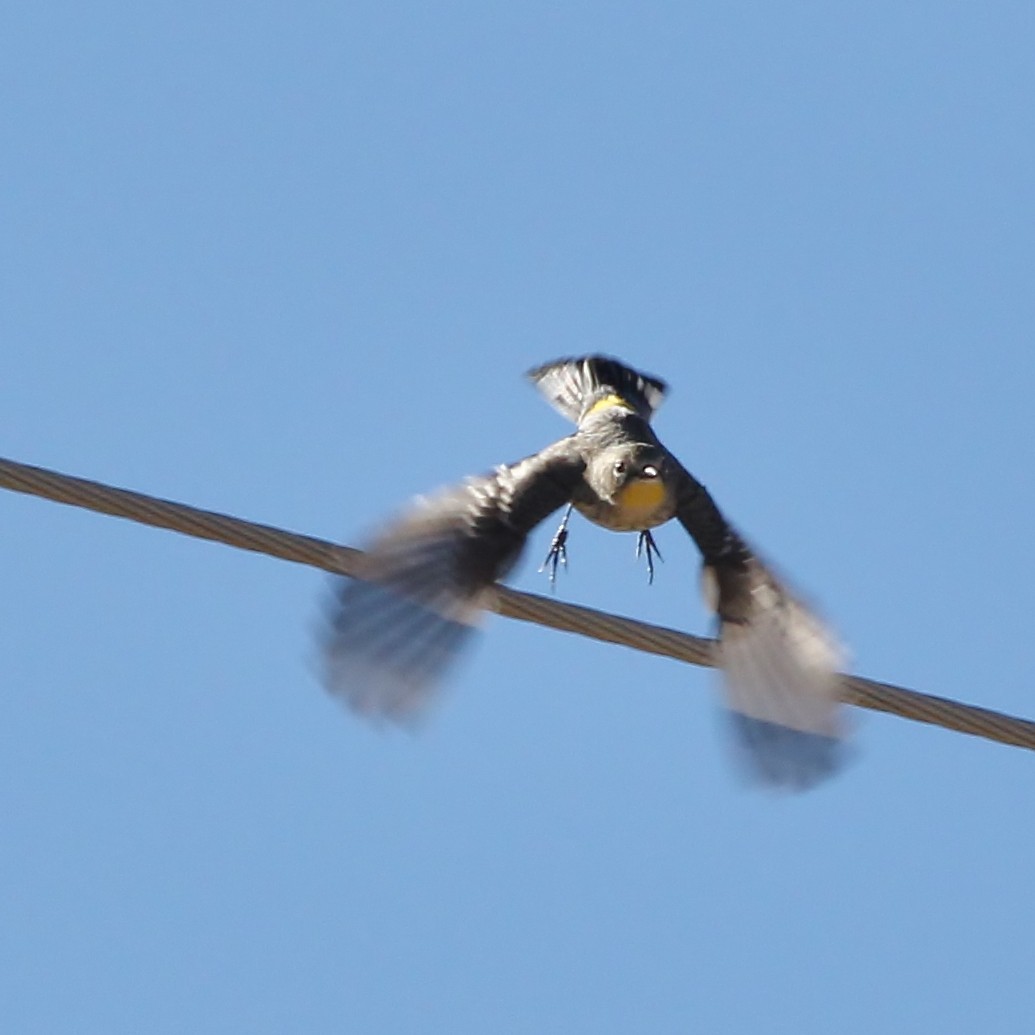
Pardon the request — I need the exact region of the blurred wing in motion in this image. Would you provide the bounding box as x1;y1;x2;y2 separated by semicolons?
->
321;445;585;723
703;556;847;789
674;461;848;789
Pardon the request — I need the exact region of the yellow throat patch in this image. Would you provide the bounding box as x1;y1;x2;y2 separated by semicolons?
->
615;477;667;521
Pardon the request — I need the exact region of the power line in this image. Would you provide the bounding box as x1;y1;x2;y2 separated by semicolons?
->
2;454;1033;753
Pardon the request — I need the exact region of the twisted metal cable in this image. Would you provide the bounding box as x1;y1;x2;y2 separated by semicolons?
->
3;455;1034;752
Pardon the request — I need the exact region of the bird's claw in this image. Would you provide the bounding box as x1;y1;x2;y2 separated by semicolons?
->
539;506;573;590
636;530;663;584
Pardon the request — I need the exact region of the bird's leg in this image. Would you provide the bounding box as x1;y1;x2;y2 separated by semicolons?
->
539;504;573;589
636;529;664;584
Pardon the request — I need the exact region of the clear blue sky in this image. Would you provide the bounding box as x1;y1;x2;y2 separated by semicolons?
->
3;3;1034;1032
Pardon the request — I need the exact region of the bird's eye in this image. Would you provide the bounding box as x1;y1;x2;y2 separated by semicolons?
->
613;460;626;474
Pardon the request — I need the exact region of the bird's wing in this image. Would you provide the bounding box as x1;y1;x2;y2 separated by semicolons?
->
321;441;585;723
673;462;847;789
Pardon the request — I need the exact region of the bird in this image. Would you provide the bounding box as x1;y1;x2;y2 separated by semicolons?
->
321;355;847;789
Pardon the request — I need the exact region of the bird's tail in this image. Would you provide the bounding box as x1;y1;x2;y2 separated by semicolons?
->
527;355;668;425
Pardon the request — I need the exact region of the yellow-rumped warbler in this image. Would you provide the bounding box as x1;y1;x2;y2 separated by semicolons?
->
322;356;846;788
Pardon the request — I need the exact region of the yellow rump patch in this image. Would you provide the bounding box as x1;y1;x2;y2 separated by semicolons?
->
584;393;635;417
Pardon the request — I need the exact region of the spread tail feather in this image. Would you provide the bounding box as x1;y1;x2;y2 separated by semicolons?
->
527;355;667;425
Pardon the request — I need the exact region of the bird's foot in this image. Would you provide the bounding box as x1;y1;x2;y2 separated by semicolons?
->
636;529;663;584
539;506;573;590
